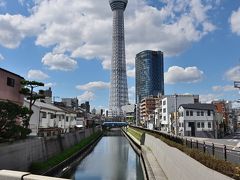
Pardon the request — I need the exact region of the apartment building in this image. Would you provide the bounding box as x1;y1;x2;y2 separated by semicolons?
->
0;68;24;105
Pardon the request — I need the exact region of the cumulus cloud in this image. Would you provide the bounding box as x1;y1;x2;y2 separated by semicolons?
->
76;81;110;91
128;86;135;104
165;66;204;84
0;0;216;72
225;65;240;82
199;93;222;103
42;52;77;71
27;69;49;80
77;91;95;103
230;7;240;36
212;85;237;92
44;82;56;87
0;53;4;61
127;68;135;78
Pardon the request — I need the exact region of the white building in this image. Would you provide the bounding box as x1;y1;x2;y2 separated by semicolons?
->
122;104;135;122
178;104;216;138
24;100;76;136
156;95;199;131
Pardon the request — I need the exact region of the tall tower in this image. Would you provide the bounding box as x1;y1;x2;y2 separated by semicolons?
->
109;0;129;117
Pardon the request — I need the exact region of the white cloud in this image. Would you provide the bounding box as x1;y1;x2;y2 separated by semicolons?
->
77;91;95;103
225;65;240;81
0;0;6;7
42;52;77;71
18;0;24;6
212;85;237;92
165;66;204;84
0;0;216;71
128;86;135;104
230;7;240;36
27;69;49;80
0;53;4;61
44;82;56;87
127;68;135;78
199;93;222;103
76;81;110;91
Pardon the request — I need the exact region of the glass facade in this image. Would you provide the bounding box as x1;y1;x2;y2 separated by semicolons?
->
135;50;164;104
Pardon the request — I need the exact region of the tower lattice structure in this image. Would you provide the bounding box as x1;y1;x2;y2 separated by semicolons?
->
109;0;129;117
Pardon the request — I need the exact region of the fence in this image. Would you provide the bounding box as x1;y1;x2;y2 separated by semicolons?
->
131;126;240;165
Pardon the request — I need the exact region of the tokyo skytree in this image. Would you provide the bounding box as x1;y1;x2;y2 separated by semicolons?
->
109;0;129;117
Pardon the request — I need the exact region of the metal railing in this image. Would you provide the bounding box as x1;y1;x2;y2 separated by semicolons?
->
131;126;240;165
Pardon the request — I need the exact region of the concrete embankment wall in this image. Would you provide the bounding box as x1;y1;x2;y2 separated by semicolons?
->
0;127;100;171
144;134;233;180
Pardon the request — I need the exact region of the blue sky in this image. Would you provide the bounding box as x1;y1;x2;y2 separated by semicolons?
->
0;0;239;110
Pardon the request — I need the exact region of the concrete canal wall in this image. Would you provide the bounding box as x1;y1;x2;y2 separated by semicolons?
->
0;127;100;171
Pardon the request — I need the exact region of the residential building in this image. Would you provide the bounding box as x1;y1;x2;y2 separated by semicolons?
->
157;94;199;131
140;97;158;129
122;104;135;123
39;87;52;104
212;100;232;134
62;97;78;109
80;101;90;113
0;68;24;105
135;50;164;124
178;104;216;138
24;100;77;136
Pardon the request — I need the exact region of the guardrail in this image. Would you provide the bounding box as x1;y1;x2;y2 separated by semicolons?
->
131;126;240;165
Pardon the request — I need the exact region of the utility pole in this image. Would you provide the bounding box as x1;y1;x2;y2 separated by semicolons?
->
175;94;178;135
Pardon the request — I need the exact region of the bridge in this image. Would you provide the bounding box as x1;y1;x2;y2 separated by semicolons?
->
102;122;128;128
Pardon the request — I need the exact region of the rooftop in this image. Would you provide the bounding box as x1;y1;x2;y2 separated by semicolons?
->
180;103;216;111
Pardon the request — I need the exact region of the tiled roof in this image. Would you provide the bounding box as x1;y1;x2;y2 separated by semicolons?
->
180;103;215;111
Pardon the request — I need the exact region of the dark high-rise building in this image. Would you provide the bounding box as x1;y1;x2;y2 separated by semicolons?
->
136;50;164;104
135;50;164;124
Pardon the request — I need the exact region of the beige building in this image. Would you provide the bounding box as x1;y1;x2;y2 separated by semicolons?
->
140;97;158;127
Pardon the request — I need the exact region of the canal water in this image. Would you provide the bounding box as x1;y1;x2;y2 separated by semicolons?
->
72;130;144;180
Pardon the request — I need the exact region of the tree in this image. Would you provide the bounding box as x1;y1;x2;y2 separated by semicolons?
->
20;80;45;128
0;101;32;140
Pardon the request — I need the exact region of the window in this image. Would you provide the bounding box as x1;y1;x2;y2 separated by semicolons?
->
197;122;200;128
186;110;189;116
163;101;166;105
163;116;166;120
7;77;15;87
66;116;69;122
201;111;204;116
208;122;211;128
41;112;46;118
190;111;193;116
163;108;166;113
207;110;211;116
49;113;55;119
201;122;204;128
197;111;200;116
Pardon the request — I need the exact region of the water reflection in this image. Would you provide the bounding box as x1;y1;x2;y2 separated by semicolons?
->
73;131;144;180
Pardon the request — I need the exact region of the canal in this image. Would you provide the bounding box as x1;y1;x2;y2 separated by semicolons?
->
72;130;144;180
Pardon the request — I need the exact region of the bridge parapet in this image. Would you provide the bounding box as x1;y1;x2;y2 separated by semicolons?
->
0;170;69;180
